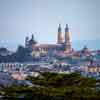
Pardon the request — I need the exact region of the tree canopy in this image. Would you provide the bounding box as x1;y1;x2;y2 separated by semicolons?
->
1;72;100;100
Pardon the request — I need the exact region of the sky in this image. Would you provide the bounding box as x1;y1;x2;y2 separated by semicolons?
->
0;0;99;50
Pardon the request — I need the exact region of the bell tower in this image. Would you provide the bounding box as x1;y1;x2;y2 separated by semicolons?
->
25;36;29;48
65;24;71;51
57;24;64;44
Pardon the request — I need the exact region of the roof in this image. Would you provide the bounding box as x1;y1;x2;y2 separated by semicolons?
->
32;44;62;48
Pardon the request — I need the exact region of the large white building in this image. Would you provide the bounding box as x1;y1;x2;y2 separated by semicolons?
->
25;24;72;56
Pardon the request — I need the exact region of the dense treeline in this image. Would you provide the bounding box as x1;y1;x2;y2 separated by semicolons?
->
1;72;100;100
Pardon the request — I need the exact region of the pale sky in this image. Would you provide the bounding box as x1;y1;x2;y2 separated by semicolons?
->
0;0;99;50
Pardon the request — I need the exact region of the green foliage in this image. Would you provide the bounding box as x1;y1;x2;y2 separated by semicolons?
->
2;72;100;99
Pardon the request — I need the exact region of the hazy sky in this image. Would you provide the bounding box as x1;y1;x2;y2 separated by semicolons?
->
0;0;99;49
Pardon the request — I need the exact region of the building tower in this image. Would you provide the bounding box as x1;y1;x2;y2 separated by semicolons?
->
31;34;34;40
25;36;29;48
28;34;37;47
65;24;71;51
57;24;64;44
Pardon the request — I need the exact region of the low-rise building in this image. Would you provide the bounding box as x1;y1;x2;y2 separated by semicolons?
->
0;72;15;87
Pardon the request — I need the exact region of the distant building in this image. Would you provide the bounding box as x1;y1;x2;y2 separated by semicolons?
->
57;24;64;44
25;24;72;56
64;24;72;52
0;72;15;87
25;34;37;48
0;48;12;56
80;65;100;79
97;50;100;55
